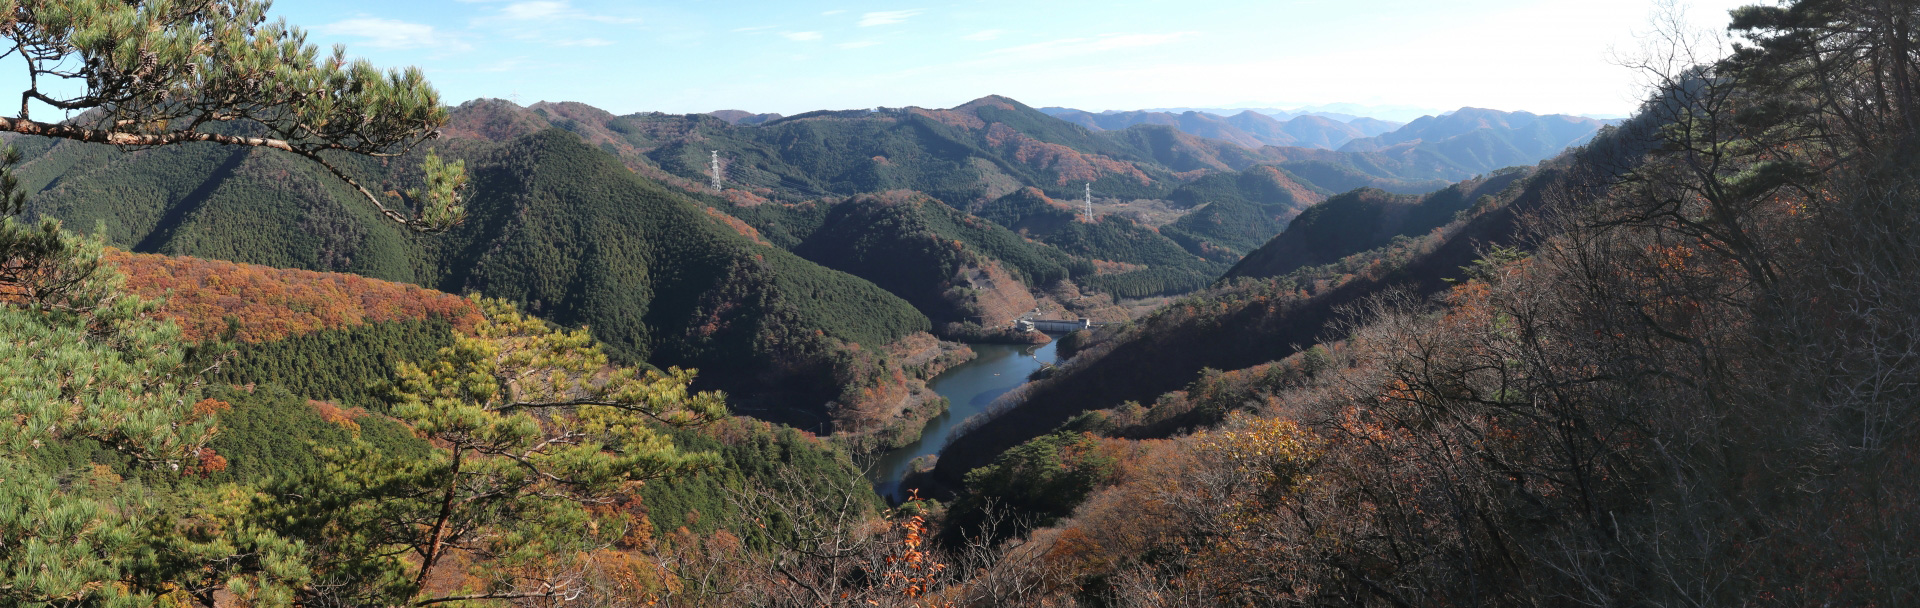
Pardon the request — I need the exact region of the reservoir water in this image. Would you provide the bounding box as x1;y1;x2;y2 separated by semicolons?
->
870;340;1059;502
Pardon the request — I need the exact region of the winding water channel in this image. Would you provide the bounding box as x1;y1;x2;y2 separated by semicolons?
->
870;340;1059;502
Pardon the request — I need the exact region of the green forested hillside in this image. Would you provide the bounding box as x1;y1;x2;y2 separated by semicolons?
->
422;130;927;363
19;128;929;429
23;135;425;282
1041;215;1232;297
1158;198;1286;257
202;384;432;485
1224;167;1532;279
1272;158;1453;194
209;319;463;407
973;187;1231;296
1159;165;1328;256
775;191;1085;325
974;186;1081;234
1;218;873;606
727;183;1234;310
638;418;879;550
143;253;877;555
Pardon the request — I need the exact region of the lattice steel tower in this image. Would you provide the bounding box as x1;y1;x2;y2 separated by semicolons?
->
710;151;723;191
1084;183;1093;222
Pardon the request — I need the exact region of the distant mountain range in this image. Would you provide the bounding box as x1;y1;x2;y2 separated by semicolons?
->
1133;102;1448;123
1337;106;1615;160
1030;105;1617;157
1036;107;1399;150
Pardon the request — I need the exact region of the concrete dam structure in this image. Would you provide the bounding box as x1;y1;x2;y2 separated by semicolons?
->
1018;318;1101;332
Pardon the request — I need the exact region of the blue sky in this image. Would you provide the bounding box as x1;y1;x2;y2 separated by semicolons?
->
33;0;1765;121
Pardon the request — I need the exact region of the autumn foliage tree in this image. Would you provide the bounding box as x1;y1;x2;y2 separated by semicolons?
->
108;249;481;343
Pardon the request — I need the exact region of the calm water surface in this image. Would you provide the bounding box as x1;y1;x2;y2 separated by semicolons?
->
870;340;1058;502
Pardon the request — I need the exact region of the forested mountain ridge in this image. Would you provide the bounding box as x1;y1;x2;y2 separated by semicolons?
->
450;94;1465;204
718;177;1321;312
492;95;1177;204
1223;166;1534;279
723;190;1083;328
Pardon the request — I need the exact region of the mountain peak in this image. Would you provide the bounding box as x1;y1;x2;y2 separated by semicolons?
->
443;98;551;142
955;94;1024;113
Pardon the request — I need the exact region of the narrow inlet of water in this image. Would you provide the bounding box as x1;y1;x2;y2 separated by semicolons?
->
869;340;1059;502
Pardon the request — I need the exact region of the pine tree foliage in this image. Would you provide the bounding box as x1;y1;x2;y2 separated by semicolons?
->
0;218;212;468
0;217;310;607
259;297;729;606
0;0;463;230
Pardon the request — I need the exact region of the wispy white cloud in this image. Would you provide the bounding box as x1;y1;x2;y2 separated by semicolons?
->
500;1;566;19
480;1;640;25
784;31;823;42
320;17;470;51
836;41;880;49
585;14;642;24
961;29;1005;42
859;10;922;27
458;1;641;47
986;32;1194;59
442;56;538;74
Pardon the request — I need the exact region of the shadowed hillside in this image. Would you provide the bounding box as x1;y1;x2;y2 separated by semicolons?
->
1224;167;1534;279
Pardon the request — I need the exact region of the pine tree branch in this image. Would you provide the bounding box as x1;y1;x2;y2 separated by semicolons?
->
0;114;448;232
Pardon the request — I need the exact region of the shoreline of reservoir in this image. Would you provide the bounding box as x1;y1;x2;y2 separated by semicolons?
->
869;339;1060;503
